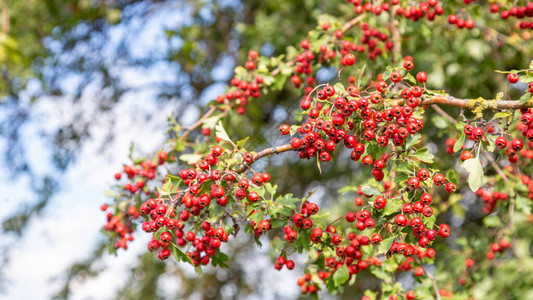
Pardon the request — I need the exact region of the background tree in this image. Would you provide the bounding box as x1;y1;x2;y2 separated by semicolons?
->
1;0;533;299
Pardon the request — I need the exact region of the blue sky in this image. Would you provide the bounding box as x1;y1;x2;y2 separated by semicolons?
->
0;2;303;299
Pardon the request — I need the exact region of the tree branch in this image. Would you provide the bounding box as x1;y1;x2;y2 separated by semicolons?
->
425;269;442;300
408;95;529;110
179;106;217;142
234;144;294;173
341;15;365;33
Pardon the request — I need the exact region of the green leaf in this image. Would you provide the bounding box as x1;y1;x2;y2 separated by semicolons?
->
354;65;366;88
277;194;300;207
172;243;193;264
236;137;249;148
515;195;532;215
215;121;235;146
519;92;532;105
483;214;503;227
333;264;350;287
361;185;381;196
272;73;289;91
406;133;422;149
383;199;403;216
202;115;222;129
394;172;410;184
423;214;436;229
446;169;460;185
412;148;434;163
454;132;466;153
334;82;345;95
404;72;416;84
484;134;496;152
378;237;395;254
462;158;484;192
491;111;512;121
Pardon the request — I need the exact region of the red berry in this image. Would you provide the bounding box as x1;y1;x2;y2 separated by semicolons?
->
416;71;427;83
495;136;507;149
507;73;519;84
438;223;450;238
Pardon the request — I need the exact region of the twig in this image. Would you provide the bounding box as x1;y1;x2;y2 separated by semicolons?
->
341;15;365;33
431;104;456;124
179;106;217;142
234;143;295;173
425;269;442;300
482;151;509;183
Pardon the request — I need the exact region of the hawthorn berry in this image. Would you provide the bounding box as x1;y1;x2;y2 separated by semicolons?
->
507;73;519;84
416;71;427;83
495;136;507;149
438;224;450;238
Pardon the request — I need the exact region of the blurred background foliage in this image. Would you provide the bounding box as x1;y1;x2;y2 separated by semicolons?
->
0;0;532;299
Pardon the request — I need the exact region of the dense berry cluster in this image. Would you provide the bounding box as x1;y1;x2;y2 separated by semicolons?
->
215;51;264;114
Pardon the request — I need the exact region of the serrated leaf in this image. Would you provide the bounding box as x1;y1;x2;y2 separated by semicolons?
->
277;194;300;207
215;121;235;146
454;132;466;153
519;92;532;105
520;73;533;83
378;237;395;254
404;72;416;84
446;169;459;185
383;199;403;216
406;133;422;149
172;243;193;264
394;172;410;184
423;214;436;229
333;264;349;287
236;137;249;148
413;148;434;163
484;134;496;152
202;115;222;129
334;82;345;94
272;73;289;91
462;158;484;192
361;185;381;196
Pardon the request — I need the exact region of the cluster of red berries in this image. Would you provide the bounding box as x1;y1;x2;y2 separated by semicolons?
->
215;50;264;114
447;14;475;29
475;188;509;214
282;57;429;183
356;23;394;61
393;0;444;22
491;3;533;20
100;152;173;250
518;173;533;200
485;239;511;260
101;205;139;250
118;154;167;194
297;231;379;295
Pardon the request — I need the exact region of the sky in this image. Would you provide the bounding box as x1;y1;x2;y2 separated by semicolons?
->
0;2;303;299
